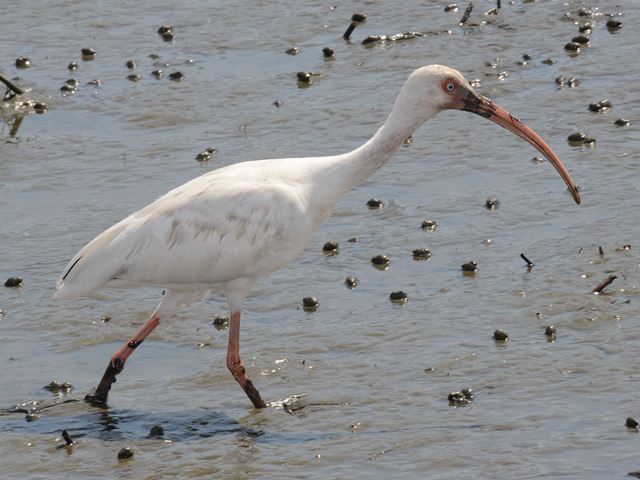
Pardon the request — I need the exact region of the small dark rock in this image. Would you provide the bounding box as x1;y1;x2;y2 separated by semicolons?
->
157;25;173;35
127;73;142;82
564;42;581;52
25;413;40;422
60;84;76;93
44;381;73;393
412;248;432;260
566;77;579;87
582;136;596;147
285;47;300;55
389;290;408;303
126;60;136;69
589;100;612;112
168;71;184;81
347;237;359;243
614;118;630;127
149;425;164;437
522;53;532;61
101;315;111;323
297;71;312;84
541;58;556;65
626;417;639;429
303;297;319;311
273;99;283;107
195;147;216;162
461;261;477;273
4;277;23;288
448;390;472;406
81;48;96;60
68;62;79;71
578;23;593;33
352;13;367;23
117;447;134;460
421;219;437;231
87;79;102;87
461;387;474;400
544;325;556;337
606;19;622;31
571;35;590;45
493;329;509;341
485;196;500;210
15;57;31;69
366;198;383;209
213;315;229;330
151;69;164;79
371;255;390;268
322;47;335;58
344;276;358;289
567;132;587;145
322;241;339;253
161;31;175;41
444;4;459;12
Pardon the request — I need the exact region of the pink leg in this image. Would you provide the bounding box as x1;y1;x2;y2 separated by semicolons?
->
85;313;161;407
226;311;266;408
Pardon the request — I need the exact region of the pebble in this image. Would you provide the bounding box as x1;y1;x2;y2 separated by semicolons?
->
626;417;639;429
448;388;474;406
285;47;300;55
371;255;390;268
44;381;73;393
101;315;111;322
127;74;142;82
493;329;509;341
25;413;40;422
68;62;79;71
541;58;556;65
212;315;229;330
344;276;358;289
412;248;432;260
347;237;359;243
33;102;48;114
126;60;136;69
195;147;216;162
366;198;383;209
578;23;593;33
168;71;184;81
117;447;134;460
571;35;590;45
303;297;319;312
588;99;612;112
322;47;335;58
444;4;459;12
322;241;339;253
87;79;102;87
485;196;500;210
157;25;172;35
4;277;23;287
273;99;283;107
151;69;164;79
564;42;581;53
389;291;408;303
421;219;437;231
567;132;595;146
15;57;31;69
614;118;630;127
297;72;312;85
81;48;96;60
461;261;477;273
60;84;76;94
606;19;622;31
544;325;556;337
149;425;164;437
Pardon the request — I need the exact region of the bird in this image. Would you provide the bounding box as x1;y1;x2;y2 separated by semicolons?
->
55;65;581;409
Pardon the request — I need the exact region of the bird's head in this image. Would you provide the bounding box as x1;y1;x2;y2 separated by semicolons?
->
398;65;581;204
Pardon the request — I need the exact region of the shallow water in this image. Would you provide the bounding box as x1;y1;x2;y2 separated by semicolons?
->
1;0;639;478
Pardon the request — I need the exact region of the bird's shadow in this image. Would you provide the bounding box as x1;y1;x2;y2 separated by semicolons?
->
0;395;262;442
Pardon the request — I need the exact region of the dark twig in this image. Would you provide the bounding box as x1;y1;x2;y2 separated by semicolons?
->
459;2;474;25
598;245;604;255
0;73;24;96
61;430;75;446
520;253;534;268
343;13;367;40
592;274;616;294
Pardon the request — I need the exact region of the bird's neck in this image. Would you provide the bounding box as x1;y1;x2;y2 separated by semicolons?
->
318;103;432;200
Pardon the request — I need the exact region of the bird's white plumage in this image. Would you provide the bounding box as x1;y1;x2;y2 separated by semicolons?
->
54;66;479;308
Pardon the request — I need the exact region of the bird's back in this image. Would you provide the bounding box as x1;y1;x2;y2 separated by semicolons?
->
55;159;318;299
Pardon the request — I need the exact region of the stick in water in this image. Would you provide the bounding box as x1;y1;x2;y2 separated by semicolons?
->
459;2;474;25
520;253;534;268
0;73;24;96
592;274;617;294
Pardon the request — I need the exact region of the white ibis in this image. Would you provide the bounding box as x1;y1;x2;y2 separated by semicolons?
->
55;65;581;409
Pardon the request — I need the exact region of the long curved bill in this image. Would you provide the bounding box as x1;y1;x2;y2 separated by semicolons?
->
461;92;581;205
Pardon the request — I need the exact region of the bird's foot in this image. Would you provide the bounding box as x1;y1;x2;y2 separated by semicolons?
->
84;361;121;408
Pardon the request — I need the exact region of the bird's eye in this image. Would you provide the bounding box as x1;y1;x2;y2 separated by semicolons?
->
446;82;456;92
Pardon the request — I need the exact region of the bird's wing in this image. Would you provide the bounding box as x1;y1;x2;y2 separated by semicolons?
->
55;163;312;299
